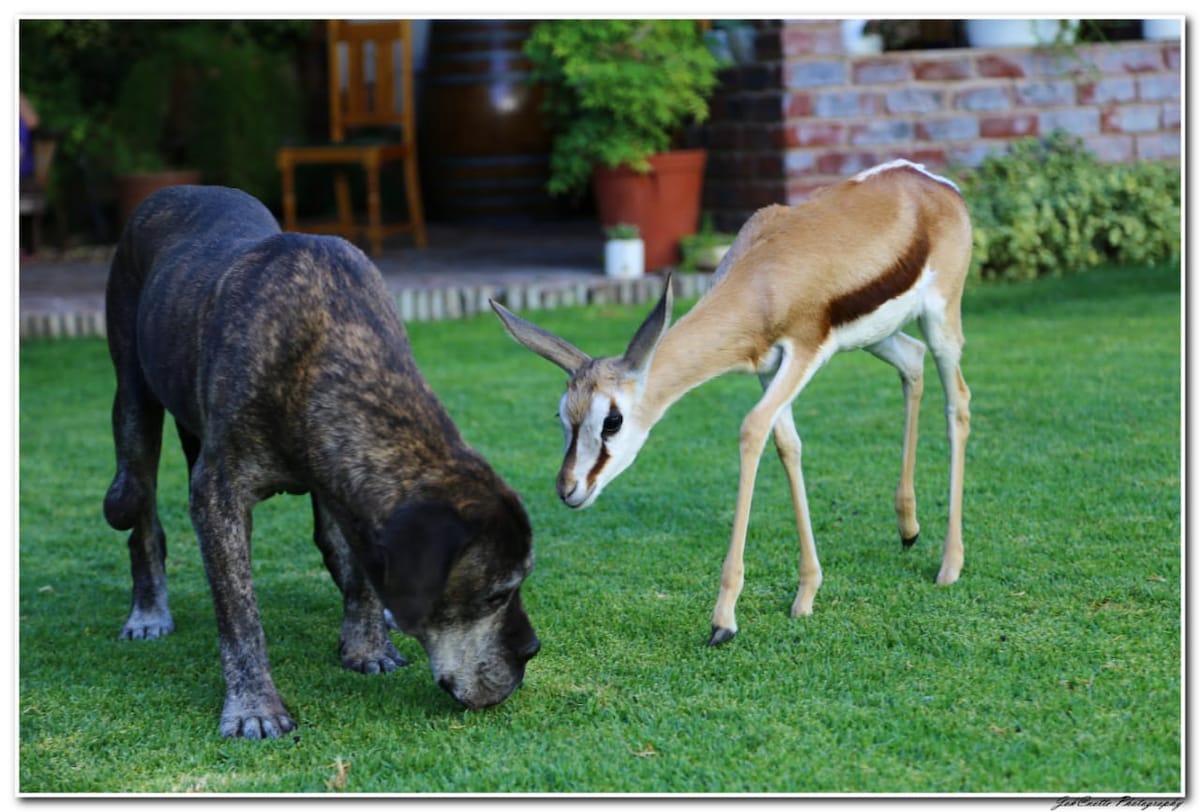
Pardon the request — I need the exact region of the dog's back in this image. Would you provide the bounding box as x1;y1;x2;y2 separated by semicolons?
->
107;185;409;439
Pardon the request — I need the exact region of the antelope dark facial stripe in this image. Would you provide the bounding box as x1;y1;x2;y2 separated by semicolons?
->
827;225;930;328
586;443;610;490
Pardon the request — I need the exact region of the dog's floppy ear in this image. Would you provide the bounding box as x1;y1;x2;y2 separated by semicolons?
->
370;501;469;633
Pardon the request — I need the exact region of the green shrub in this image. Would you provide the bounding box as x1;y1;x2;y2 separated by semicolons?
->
960;131;1181;281
524;20;723;198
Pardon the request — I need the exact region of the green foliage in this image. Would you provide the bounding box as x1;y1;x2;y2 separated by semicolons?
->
20;20;311;203
110;22;305;201
19;264;1180;793
960;131;1181;281
679;211;735;273
605;223;641;240
524;20;724;198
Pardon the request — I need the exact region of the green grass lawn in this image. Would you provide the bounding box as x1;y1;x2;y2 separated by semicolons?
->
18;263;1180;795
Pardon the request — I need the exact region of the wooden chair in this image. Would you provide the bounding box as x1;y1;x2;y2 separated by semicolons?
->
277;20;427;255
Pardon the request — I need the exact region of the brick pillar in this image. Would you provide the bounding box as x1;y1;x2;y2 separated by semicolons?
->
687;21;787;232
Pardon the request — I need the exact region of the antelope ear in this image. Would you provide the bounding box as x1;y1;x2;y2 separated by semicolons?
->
623;273;674;373
490;300;592;374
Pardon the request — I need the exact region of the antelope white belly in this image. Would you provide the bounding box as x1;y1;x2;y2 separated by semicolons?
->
831;265;936;352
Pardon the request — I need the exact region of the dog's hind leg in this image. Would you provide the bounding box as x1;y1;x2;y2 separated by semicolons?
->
312;495;408;673
104;265;174;640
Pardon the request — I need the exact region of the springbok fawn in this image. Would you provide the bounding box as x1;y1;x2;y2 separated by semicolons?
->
491;159;972;646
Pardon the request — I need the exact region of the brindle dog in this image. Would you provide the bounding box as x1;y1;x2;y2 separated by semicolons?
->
103;185;539;739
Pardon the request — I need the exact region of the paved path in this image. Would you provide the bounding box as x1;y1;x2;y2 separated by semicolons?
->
18;221;711;339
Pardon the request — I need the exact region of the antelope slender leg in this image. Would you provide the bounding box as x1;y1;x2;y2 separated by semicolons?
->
709;343;822;645
766;403;823;617
920;308;970;586
866;332;927;547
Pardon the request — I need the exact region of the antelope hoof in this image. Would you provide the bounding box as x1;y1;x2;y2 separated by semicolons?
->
901;532;920;548
936;566;961;586
707;625;737;647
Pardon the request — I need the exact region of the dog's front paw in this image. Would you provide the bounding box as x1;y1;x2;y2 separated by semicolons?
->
220;695;296;739
340;638;408;674
119;606;175;640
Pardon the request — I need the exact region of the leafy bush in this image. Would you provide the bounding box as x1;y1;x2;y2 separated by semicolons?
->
524;20;723;198
111;23;304;201
961;131;1181;281
20;20;311;206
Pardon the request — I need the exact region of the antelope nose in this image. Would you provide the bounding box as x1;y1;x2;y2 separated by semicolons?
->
556;474;577;503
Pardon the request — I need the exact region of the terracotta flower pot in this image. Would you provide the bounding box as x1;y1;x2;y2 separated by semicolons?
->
117;169;203;229
592;149;706;271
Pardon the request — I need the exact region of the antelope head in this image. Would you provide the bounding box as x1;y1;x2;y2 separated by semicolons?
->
490;280;673;509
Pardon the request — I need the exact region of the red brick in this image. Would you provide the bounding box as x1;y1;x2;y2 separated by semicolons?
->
1164;44;1181;71
913;57;972;82
1038;109;1100;136
916;116;979;142
785;92;814;118
1101;105;1161;134
1090;45;1165;74
816;151;880;176
977;53;1032;78
849;120;914;146
852;57;912;85
784;150;817;177
1135;133;1180;161
893;148;948;171
1138;74;1180;101
953;86;1012;112
785;121;846;148
948;142;1001;168
1082;134;1135;163
787;59;847;88
782;22;844;56
1077;77;1137;105
1162;102;1181;131
886;87;945;114
813;90;884;118
980;114;1039;138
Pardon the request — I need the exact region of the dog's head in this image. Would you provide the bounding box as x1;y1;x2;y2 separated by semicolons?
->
369;493;538;710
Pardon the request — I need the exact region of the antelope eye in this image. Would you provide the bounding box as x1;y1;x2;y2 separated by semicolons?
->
602;409;623;437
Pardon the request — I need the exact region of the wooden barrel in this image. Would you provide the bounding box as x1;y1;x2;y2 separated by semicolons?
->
419;20;560;222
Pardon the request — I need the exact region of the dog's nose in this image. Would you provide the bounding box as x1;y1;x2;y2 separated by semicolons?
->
519;637;541;662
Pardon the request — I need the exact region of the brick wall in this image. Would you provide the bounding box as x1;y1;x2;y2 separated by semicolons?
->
697;19;1181;230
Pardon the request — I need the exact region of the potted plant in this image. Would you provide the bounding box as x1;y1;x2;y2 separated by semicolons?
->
109;21;305;226
525;20;723;271
964;19;1079;48
679;213;735;273
604;223;644;279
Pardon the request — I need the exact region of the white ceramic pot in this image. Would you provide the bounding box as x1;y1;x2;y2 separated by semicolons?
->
1142;19;1182;40
605;238;644;279
965;19;1078;47
840;20;883;55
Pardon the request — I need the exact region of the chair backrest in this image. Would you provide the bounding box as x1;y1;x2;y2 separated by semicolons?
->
327;20;415;143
